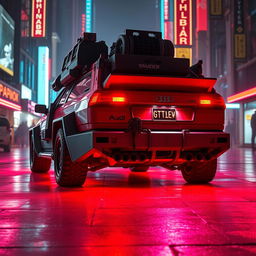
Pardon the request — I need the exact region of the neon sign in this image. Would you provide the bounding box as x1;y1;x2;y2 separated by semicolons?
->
38;46;49;106
86;0;92;32
174;0;192;46
31;0;46;37
227;87;256;103
0;98;21;111
0;83;19;103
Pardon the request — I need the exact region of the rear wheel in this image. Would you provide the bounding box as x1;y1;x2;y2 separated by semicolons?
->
181;159;217;184
30;136;51;173
130;166;149;172
54;129;87;187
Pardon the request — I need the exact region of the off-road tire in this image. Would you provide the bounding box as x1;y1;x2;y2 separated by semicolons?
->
130;166;149;172
54;129;87;187
181;159;217;184
30;136;51;173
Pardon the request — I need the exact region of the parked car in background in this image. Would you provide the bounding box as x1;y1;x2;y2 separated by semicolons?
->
0;117;11;152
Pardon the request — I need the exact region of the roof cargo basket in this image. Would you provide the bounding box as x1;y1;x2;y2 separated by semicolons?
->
110;29;174;57
108;29;189;77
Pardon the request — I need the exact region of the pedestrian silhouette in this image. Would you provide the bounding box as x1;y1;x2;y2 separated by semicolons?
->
251;110;256;150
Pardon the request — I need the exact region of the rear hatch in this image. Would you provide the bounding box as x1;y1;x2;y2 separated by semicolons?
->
88;75;225;131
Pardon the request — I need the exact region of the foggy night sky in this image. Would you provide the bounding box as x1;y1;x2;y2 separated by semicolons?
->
94;0;160;47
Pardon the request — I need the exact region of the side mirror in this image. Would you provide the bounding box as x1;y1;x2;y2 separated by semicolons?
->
35;104;48;114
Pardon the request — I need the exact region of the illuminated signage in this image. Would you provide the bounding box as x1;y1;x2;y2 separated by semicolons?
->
163;0;174;41
227;87;256;103
175;47;192;64
174;0;192;46
0;80;21;111
21;99;41;116
234;0;246;59
38;46;49;106
196;0;207;32
81;14;86;33
226;103;240;109
21;84;32;100
0;82;19;103
0;5;15;76
210;0;222;15
31;0;46;37
85;0;92;32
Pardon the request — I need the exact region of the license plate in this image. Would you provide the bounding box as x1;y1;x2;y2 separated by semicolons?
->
152;108;176;120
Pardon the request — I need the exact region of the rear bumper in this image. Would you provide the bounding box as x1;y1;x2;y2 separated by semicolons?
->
65;130;230;165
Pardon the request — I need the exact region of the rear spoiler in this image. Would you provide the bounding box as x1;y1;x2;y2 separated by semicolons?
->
103;74;216;92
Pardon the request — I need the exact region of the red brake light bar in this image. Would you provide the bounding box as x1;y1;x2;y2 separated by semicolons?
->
104;74;216;92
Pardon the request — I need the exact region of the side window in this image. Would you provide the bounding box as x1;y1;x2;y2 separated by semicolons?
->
67;74;92;102
58;89;71;105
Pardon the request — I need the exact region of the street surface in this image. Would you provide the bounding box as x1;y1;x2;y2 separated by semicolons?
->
0;147;256;255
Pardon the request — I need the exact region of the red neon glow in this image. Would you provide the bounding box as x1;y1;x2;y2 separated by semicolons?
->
196;0;208;32
164;0;169;20
31;0;46;37
104;74;216;92
81;14;86;33
174;0;192;46
0;98;21;111
227;87;256;103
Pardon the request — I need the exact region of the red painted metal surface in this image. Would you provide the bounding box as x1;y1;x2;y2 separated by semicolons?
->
0;146;256;254
104;74;216;92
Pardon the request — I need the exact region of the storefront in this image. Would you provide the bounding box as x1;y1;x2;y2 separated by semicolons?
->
21;98;40;128
227;87;256;146
0;80;21;143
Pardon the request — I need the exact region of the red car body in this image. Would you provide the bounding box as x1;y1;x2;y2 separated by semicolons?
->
29;30;230;187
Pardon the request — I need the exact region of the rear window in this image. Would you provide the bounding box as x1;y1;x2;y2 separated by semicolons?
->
0;117;10;127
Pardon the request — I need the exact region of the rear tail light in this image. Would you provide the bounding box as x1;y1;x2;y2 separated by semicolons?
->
200;99;211;105
89;92;127;106
199;95;225;108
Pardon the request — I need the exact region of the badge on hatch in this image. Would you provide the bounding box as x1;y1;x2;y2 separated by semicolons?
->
152;108;176;120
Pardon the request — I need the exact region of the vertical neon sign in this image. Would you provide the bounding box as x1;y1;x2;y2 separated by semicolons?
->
38;46;49;106
174;0;192;46
160;0;164;36
31;0;46;37
85;0;92;32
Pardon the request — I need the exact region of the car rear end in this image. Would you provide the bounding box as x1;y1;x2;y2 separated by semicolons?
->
70;75;229;169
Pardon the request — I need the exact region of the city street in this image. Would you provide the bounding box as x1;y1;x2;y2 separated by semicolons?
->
0;147;256;255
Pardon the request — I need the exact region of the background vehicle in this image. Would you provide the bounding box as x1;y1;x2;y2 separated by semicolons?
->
0;117;11;152
29;29;230;187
